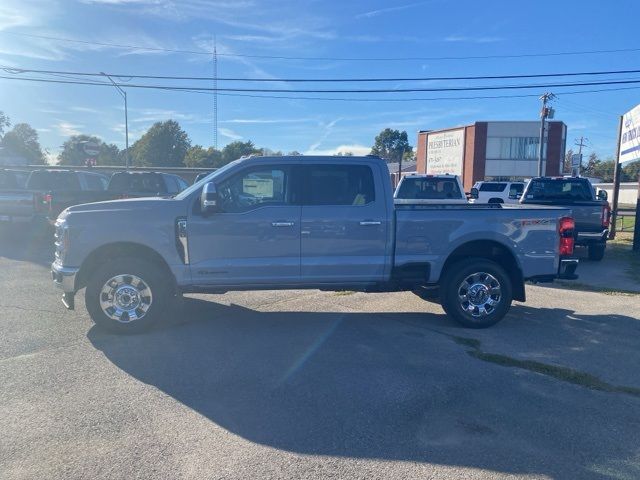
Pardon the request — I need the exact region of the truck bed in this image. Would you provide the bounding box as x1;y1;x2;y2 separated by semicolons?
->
394;202;571;283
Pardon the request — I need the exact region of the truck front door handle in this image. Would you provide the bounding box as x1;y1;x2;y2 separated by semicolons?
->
272;221;295;227
359;220;382;226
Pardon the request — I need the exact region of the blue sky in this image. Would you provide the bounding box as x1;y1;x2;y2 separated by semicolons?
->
0;0;637;162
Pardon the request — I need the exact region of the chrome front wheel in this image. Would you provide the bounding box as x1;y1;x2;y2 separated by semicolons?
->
99;274;153;323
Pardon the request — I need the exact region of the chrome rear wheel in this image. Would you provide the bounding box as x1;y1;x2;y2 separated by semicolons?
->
457;272;502;318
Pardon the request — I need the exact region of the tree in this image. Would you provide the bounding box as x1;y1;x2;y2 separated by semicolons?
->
287;150;303;156
97;143;121;166
581;152;600;177
0;123;45;164
131;120;191;167
58;134;104;165
370;128;413;162
563;148;574;174
221;140;259;166
0;111;10;139
184;145;222;168
623;160;640;181
591;159;616;182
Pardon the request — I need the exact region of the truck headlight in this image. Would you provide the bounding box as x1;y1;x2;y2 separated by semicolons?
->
54;222;70;263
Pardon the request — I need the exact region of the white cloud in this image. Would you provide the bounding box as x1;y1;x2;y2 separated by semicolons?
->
36;127;52;132
55;122;83;136
356;2;429;19
218;128;242;140
308;118;341;151
222;117;315;125
304;144;371;156
70;106;100;113
443;35;503;43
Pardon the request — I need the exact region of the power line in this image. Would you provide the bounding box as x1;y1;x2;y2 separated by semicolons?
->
2;73;640;102
4;31;640;62
4;73;640;93
5;65;640;83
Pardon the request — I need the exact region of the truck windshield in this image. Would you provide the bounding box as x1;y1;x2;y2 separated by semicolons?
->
396;177;462;200
525;179;593;202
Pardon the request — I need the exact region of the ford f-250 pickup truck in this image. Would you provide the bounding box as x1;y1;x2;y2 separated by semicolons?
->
52;155;578;333
520;177;610;261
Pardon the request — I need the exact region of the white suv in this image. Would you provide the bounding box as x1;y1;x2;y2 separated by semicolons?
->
470;181;526;204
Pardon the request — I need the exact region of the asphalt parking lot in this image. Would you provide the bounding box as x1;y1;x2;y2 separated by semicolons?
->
1;231;639;479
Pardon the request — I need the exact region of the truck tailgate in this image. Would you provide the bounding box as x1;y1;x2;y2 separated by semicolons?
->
0;190;35;221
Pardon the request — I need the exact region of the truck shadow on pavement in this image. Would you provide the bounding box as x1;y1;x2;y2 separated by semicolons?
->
88;298;640;479
0;226;54;267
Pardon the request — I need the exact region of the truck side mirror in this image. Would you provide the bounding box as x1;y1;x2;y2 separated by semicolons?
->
469;187;479;200
201;182;219;214
597;190;608;201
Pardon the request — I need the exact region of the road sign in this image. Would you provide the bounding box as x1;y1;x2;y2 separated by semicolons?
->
83;141;100;157
571;153;582;168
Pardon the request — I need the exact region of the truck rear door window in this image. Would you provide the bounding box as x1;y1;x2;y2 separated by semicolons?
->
526;180;592;201
397;177;461;199
303;165;375;206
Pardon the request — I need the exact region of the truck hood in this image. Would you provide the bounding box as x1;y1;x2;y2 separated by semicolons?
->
58;197;187;224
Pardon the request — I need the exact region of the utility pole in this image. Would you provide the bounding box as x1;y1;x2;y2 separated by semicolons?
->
101;72;130;169
609;115;624;239
213;36;218;150
574;136;588;176
537;92;555;177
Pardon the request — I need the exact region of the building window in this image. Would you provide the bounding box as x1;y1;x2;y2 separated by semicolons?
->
486;137;546;160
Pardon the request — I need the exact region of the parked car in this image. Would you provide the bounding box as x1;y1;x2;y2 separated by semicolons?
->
0;169;111;226
52;155;578;333
469;181;526;204
520;176;610;261
107;171;189;198
394;174;468;204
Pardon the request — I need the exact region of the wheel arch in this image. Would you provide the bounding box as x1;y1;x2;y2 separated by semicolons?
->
441;239;525;302
75;241;176;293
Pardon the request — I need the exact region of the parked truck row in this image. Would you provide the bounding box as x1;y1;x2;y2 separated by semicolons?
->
51;155;579;333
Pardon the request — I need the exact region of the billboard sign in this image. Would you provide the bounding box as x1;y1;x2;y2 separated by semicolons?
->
426;128;465;176
619;103;640;163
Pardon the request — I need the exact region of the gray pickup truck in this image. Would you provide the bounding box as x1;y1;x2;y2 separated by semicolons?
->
52;155;578;333
520;177;610;261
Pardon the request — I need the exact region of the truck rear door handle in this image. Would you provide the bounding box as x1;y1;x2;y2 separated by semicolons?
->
359;220;381;226
272;221;295;227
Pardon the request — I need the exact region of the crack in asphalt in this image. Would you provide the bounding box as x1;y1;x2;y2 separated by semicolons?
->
397;319;640;398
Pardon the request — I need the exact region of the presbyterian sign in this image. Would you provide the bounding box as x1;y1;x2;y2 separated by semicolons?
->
426;128;465;176
619;103;640;163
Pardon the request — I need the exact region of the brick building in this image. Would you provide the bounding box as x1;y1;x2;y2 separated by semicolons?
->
415;121;567;190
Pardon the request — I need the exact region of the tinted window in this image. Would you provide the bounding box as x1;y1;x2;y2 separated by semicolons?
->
397;177;462;200
525;179;593;202
176;177;189;191
0;171;27;189
218;166;287;213
479;182;507;192
84;173;107;191
26;171;81;191
303;165;375;206
108;173;165;194
509;183;524;196
164;175;180;194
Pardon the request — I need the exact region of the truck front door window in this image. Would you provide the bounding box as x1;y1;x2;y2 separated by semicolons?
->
218;168;286;212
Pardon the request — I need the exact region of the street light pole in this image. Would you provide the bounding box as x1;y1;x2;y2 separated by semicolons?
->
101;72;130;169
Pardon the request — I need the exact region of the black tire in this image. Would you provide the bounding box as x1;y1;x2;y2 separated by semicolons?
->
488;198;504;204
439;258;513;329
85;257;171;333
588;243;606;261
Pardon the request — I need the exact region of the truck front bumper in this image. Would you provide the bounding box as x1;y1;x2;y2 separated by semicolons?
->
51;262;78;309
